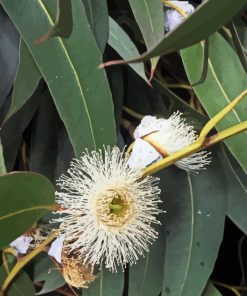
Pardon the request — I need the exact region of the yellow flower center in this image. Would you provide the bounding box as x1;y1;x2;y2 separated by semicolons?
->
96;189;135;228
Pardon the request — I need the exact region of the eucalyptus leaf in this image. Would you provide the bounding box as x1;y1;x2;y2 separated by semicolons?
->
82;0;108;53
128;0;164;75
104;0;247;64
0;172;55;249
181;33;247;173
33;254;65;295
6;39;41;121
108;17;148;82
82;270;124;296
0;0;116;157
0;6;19;108
221;146;247;234
161;151;227;296
128;177;166;296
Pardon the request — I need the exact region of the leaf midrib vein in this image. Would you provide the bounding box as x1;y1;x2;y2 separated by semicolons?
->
0;205;55;221
180;173;194;295
38;0;96;149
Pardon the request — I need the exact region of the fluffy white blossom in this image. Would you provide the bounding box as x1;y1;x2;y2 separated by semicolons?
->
133;112;211;172
164;1;195;32
53;146;162;272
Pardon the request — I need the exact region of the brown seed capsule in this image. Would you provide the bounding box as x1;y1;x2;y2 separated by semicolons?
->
61;242;96;288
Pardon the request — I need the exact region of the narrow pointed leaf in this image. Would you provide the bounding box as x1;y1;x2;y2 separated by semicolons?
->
161;153;226;296
108;17;148;82
128;177;166;296
35;0;73;44
82;0;108;53
128;0;164;75
6;39;41;121
104;0;247;65
221;146;247;234
0;0;116;157
181;33;247;173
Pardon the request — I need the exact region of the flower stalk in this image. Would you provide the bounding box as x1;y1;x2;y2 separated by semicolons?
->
143;89;247;176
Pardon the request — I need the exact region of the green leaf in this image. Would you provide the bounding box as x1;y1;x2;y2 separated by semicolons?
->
160;152;227;296
128;186;166;296
82;269;124;296
82;0;109;53
202;282;222;296
128;0;164;75
0;6;19;108
221;146;247;234
106;0;247;64
108;17;148;82
181;33;247;173
0;0;116;156
6;39;41;121
0;172;55;249
34;0;73;44
33;254;65;295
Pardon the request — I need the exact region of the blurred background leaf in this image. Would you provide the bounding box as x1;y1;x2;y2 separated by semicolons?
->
0;172;54;249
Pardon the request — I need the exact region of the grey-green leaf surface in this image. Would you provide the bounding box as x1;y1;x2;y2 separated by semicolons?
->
0;172;55;249
128;0;164;72
0;6;19;108
106;0;247;64
221;146;247;234
82;269;124;296
35;0;73;44
33;254;65;295
181;33;247;173
128;177;166;296
82;0;109;53
161;152;227;296
6;39;41;121
108;17;148;82
0;0;116;157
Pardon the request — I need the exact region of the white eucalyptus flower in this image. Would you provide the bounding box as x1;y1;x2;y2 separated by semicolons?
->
53;146;162;272
164;1;195;32
133;112;211;172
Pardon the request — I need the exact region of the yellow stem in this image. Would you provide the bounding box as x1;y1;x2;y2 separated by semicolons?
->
3;248;17;258
198;89;247;143
0;232;57;295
